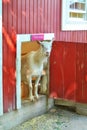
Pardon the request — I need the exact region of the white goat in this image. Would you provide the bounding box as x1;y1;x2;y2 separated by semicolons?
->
21;40;53;101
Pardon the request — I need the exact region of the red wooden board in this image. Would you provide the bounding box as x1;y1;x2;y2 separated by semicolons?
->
50;42;76;101
76;44;84;103
63;43;76;101
83;44;87;103
50;42;65;98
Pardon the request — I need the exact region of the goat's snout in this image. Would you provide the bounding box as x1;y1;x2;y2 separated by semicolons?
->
45;51;50;56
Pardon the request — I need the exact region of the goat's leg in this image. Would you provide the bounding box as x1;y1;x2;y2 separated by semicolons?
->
28;77;34;101
34;76;41;99
40;75;47;94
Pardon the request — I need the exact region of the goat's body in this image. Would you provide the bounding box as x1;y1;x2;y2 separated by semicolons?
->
21;46;47;78
21;46;48;101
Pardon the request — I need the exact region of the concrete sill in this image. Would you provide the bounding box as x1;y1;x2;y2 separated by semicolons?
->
0;95;54;130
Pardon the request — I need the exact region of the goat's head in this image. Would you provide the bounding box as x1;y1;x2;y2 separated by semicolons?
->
38;39;54;57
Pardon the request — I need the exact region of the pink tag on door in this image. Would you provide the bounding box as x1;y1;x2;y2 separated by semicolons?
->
31;34;44;41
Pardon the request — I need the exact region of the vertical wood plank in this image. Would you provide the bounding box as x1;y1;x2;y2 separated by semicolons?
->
17;0;22;33
3;1;9;113
33;0;38;33
29;0;34;33
8;0;13;112
50;42;65;98
22;0;26;33
63;43;76;101
40;0;44;32
0;0;3;115
37;0;41;33
26;0;29;33
76;44;84;102
83;44;87;103
44;0;47;32
47;0;51;32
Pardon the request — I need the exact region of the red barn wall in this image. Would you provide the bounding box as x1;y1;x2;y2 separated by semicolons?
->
50;42;87;103
2;0;87;112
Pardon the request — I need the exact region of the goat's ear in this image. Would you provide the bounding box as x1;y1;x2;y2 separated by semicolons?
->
38;41;43;45
51;38;55;42
50;38;54;44
37;41;42;45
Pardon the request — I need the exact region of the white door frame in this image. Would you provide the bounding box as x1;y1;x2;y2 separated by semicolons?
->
16;33;54;109
0;0;3;116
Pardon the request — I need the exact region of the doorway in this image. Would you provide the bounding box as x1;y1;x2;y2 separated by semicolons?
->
16;33;54;109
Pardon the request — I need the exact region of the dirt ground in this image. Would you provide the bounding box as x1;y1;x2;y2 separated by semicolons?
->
11;106;87;130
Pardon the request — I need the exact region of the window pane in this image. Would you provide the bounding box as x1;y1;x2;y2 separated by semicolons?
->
69;0;86;21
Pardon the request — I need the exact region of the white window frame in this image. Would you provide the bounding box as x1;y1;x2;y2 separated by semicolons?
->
62;0;87;31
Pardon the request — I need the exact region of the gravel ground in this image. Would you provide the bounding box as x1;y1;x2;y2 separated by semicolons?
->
11;106;87;130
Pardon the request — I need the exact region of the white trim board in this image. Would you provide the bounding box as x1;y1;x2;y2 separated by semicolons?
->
16;33;54;109
0;0;3;116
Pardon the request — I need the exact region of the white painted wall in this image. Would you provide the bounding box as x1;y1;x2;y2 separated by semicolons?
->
16;33;54;109
0;0;3;115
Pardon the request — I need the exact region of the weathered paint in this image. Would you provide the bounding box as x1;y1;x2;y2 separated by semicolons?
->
2;0;87;112
50;42;87;103
0;0;3;115
50;42;76;101
3;0;16;112
84;44;87;103
76;44;84;103
2;0;87;42
63;43;76;101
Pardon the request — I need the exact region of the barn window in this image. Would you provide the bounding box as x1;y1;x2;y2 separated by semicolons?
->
62;0;87;30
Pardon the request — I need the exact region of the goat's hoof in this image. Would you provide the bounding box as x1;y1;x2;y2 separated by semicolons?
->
35;94;39;100
29;96;34;101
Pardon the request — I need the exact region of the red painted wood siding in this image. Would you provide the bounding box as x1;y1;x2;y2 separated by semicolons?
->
2;0;87;41
2;0;87;112
3;0;16;112
50;42;76;101
50;42;87;103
